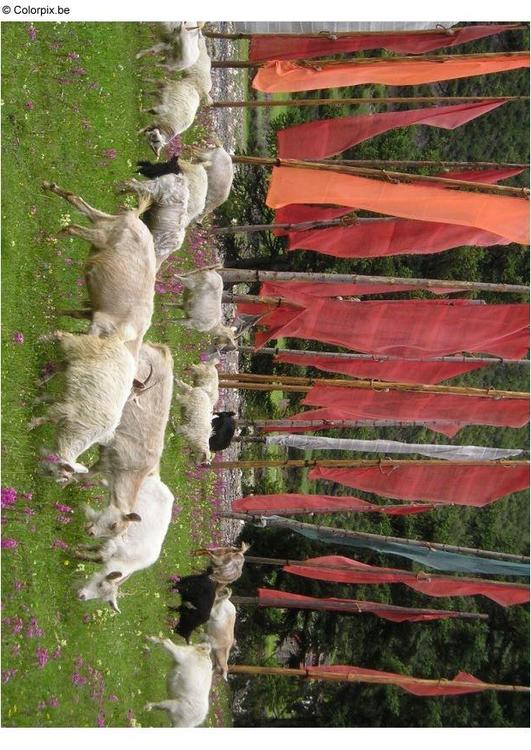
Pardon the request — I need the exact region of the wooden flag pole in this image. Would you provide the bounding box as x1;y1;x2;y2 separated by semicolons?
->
212;50;529;68
230;594;488;621
243;555;531;591
237;345;530;366
205;24;527;40
226;665;530;693
218;372;529;400
235;418;464;430
213;458;530;472
218;511;531;563
230;156;530;197
219;269;530;294
211;95;531;107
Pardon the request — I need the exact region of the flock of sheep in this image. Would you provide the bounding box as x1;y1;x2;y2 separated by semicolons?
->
30;23;248;728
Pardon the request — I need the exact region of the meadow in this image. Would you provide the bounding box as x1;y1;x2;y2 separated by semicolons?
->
1;21;232;727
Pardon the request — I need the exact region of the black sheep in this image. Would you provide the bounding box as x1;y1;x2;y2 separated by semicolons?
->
209;411;236;452
136;155;180;179
169;569;218;643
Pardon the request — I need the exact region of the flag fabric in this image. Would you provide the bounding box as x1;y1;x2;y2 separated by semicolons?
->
232;493;433;516
256;588;467;622
243;297;531;359
266;434;524;461
277;100;508;159
266;167;530;244
306;664;490;696
248;24;522;62
274;352;486;385
308;463;530;507
283;555;530;607
252;53;531;93
273;204;353;235
286;217;513;258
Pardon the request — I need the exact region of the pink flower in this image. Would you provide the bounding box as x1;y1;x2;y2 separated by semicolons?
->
36;647;49;668
12;331;24;344
2;539;18;549
14;580;25;591
51;645;61;660
71;67;87;76
2;669;18;683
1;487;17;508
22;492;33;501
102;148;117;160
27;25;37;40
56;514;72;525
11;644;21;657
51;538;69;550
54;502;73;514
75;277;86;287
48;696;60;708
72;672;87;687
24;101;34;110
67;51;80;60
97;711;106;727
107;694;119;702
23;507;36;516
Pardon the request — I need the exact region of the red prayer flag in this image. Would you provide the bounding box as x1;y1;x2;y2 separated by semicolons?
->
277;100;507;159
266;167;530;245
283;555;530;607
257;588;464;622
309;464;530;507
248;298;530;359
249;24;522;62
286;217;513;258
252;54;530;93
273;204;352;235
232;493;432;516
306;664;489;696
275;352;485;385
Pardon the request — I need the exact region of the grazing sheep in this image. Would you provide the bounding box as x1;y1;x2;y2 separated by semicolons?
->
42;181;156;360
192;143;234;224
136;22;204;71
206;587;236;680
173;378;213;464
182;33;212;104
84;343;174;537
210;411;236;452
29;331;136;481
173;268;238;350
77;475;174;612
189;357;219;407
170;569;218;643
193;542;250;586
140;79;201;157
144;638;213;728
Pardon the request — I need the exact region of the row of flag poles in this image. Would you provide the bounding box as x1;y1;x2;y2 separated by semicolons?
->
207;22;530;697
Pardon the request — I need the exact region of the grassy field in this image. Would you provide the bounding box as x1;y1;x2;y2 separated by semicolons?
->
1;21;231;727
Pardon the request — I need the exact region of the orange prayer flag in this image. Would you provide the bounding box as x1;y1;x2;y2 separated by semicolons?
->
253;53;530;93
266;167;530;245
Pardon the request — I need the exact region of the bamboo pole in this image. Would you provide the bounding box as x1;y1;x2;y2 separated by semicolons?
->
211;214;362;235
230;594;488;621
236;418;462;430
244;555;531;591
212;50;529;68
218;511;531;563
237;345;531;366
211;95;531;107
230;156;530;197
218;372;529;400
219;269;530;294
205;24;527;40
226;665;530;693
310;159;529;170
214;458;530;472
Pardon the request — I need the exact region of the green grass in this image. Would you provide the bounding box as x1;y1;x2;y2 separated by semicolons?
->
1;22;231;727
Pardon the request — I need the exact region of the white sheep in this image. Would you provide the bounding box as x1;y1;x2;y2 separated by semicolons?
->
173;378;213;464
136;22;204;71
144;638;213;728
140;79;201;157
84;343;174;537
77;475;174;612
182;34;212;103
42;181;156;360
189;357;219;407
29;331;136;481
193;542;251;585
192;143;234;224
206;588;236;681
173;268;238;350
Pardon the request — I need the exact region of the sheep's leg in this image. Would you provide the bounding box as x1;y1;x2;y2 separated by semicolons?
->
144;700;175;716
74;548;104;562
141;76;165;85
36;361;66;387
146;637;185;663
28;414;52;430
61;224;100;243
42;181;114;222
56;307;92;319
136;42;169;59
32;393;55;406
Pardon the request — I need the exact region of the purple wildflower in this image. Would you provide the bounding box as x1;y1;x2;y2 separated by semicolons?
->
23;507;36;516
51;645;61;660
54;502;73;514
71;67;87;76
72;672;87;687
27;25;37;40
102;148;117;160
51;538;69;550
1;487;17;508
107;694;119;702
48;696;60;708
67;51;80;60
14;580;25;591
97;711;106;727
2;669;17;684
1;539;18;549
36;647;49;668
12;331;24;344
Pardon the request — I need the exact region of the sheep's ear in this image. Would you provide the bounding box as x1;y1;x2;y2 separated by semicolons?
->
106;571;123;581
124;512;142;522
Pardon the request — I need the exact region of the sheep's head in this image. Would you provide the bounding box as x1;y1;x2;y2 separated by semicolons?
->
143;127;167;158
77;570;123;613
213;325;238;352
84;504;142;538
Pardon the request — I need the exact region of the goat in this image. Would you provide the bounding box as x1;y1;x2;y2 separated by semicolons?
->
29;331;136;481
144;638;213;728
84;343;174;537
173;378;213;464
206;587;236;681
181;33;212;103
42;181;156;361
172;268;237;350
191;143;234;224
136;22;204;71
210;411;236;452
140;80;201;158
189;357;219;407
192;542;250;586
77;475;174;612
169;569;219;643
